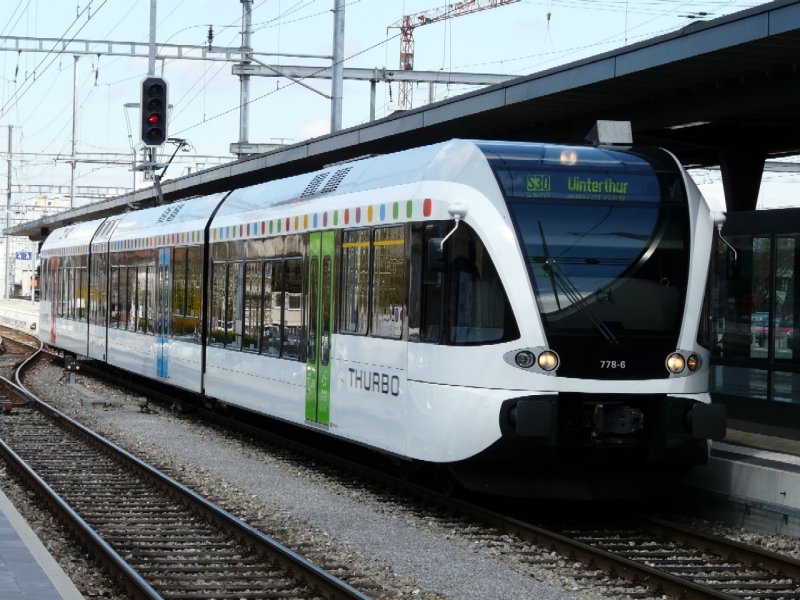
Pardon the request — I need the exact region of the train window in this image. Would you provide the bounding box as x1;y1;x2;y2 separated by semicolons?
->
137;267;148;333
172;248;188;337
210;262;227;346
308;257;319;363
340;228;370;335
282;258;303;360
243;261;262;352
262;260;282;357
321;256;332;366
226;262;242;349
78;266;88;322
420;225;443;343
371;226;405;339
119;266;129;330
110;268;120;328
185;247;203;340
444;224;519;345
91;253;108;326
67;268;75;319
127;267;137;331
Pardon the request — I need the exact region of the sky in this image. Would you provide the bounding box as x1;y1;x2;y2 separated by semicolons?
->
0;0;794;214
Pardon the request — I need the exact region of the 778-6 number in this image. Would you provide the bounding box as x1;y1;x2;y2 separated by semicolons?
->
600;360;626;369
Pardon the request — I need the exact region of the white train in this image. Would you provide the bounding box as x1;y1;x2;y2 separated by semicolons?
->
38;139;726;498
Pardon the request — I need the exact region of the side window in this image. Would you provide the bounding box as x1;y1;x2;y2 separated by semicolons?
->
243;261;262;352
127;267;138;331
421;224;443;342
146;266;156;335
210;262;227;346
137;267;148;333
340;228;370;334
185;247;203;340
444;224;519;345
226;261;242;349
172;248;187;337
119;266;129;330
262;260;281;357
371;226;405;339
110;268;120;328
283;258;303;360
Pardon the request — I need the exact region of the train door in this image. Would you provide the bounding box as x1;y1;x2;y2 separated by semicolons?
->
305;231;334;425
156;247;171;378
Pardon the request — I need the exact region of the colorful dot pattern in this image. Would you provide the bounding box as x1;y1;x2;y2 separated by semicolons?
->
42;198;434;257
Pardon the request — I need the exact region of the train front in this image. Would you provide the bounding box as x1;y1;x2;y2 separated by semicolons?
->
451;142;726;498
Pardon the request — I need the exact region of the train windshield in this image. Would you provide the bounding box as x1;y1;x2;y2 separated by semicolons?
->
482;143;690;373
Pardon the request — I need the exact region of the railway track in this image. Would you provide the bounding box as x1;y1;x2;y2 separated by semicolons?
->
0;342;368;600
10;336;800;599
141;384;800;599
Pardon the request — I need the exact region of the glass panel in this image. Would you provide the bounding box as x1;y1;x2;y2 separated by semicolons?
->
243;261;262;352
137;267;148;333
67;268;75;319
421;224;443;342
371;226;405;339
772;371;800;404
110;268;120;328
712;236;771;360
712;365;768;401
146;266;156;335
340;228;370;334
210;263;227;346
127;267;137;331
321;256;331;366
283;258;303;360
226;262;241;349
184;247;203;341
307;257;319;364
78;267;88;322
774;236;800;363
445;224;519;345
172;248;187;337
262;261;281;357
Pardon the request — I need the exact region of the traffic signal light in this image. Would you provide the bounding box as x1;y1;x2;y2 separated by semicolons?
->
141;76;168;146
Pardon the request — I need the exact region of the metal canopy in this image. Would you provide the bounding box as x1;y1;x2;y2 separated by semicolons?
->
10;0;800;239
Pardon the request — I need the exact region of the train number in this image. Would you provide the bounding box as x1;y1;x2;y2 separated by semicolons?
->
600;360;626;369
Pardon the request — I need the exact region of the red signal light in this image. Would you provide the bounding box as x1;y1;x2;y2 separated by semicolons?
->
147;114;161;125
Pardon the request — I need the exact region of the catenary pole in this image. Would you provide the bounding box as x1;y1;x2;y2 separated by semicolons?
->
331;0;345;132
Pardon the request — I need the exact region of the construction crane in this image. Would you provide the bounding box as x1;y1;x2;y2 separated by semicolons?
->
387;0;521;110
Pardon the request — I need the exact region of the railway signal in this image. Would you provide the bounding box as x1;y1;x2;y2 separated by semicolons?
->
140;76;168;146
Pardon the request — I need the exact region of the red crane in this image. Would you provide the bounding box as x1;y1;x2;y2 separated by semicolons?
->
387;0;521;110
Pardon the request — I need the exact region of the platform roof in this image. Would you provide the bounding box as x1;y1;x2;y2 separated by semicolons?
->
10;0;800;240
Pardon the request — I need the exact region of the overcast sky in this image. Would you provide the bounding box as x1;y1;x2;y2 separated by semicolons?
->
0;0;793;211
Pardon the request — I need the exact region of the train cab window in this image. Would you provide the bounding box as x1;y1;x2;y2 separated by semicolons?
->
282;257;303;360
340;228;370;335
371;226;405;339
243;261;262;352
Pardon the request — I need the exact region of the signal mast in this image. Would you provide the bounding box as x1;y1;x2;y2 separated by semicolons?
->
387;0;521;111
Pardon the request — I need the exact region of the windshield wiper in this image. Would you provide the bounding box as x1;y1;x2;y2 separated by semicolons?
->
537;221;619;347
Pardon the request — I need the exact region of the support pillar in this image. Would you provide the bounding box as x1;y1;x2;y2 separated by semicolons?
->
719;149;766;212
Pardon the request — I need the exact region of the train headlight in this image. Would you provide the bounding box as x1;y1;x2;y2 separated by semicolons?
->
537;350;559;371
515;351;536;369
666;352;686;374
687;354;700;371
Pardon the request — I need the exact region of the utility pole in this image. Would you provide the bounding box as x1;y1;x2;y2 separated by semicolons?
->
4;125;12;300
331;0;345;132
143;0;158;173
70;56;79;209
238;0;254;155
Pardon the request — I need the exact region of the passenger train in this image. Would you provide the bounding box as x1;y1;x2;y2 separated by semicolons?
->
38;139;726;498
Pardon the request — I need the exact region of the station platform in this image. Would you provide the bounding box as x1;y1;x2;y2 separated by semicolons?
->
0;298;38;334
0;488;83;599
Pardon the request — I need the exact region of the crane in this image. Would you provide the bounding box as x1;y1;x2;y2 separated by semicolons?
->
387;0;521;110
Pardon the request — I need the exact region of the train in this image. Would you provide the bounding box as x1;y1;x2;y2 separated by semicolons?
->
38;138;726;498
